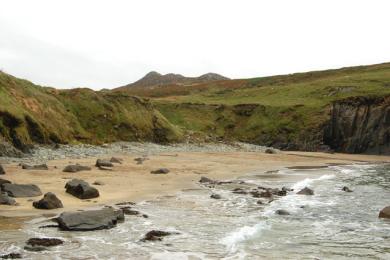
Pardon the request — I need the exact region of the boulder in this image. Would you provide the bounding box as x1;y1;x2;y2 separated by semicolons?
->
151;168;170;174
297;187;314;195
0;192;17;205
55;208;124;231
379;206;390;219
0;178;11;186
0;164;5;175
65;179;99;199
33;192;63;209
26;238;63;247
95;159;113;168
0;253;22;259
21;164;48;170
63;164;91;173
210;194;222;199
141;230;175;242
110;157;123;164
342;186;353;192
2;183;42;198
275;209;290;215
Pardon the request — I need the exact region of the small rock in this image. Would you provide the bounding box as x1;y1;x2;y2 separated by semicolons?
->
65;179;99;199
26;237;64;247
0;192;16;205
122;208;140;215
24;246;47;252
265;148;277;154
232;188;248;195
0;164;5;175
110;157;123;164
134;157;148;165
0;253;22;259
275;209;290;215
0;178;11;186
63;164;91;173
151;168;170;174
95;159;113;168
210;194;222;199
342;186;353;192
115;201;136;206
33;192;63;209
379;206;390;219
199;176;215;184
2;184;42;198
93;181;104;185
141;230;175;242
282;186;293;192
98;166;113;171
297;187;314;195
257;200;264;205
21;164;48;170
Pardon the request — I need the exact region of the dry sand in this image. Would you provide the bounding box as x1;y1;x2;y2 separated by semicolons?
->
0;151;389;220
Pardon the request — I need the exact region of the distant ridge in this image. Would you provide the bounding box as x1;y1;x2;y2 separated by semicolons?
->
118;71;230;89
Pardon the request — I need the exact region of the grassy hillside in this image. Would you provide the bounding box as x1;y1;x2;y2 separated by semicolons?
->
0;71;182;151
121;62;390;150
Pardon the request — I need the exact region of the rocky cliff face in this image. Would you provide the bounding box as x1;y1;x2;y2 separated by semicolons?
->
323;96;390;154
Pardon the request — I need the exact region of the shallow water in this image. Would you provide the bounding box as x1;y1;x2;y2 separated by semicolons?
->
1;164;390;259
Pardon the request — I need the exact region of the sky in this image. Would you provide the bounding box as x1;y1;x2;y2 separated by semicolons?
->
1;0;390;90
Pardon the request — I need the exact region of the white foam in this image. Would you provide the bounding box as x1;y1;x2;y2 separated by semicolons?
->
221;222;270;252
291;174;335;191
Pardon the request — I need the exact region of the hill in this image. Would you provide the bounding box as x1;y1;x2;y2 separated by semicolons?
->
0;71;182;155
116;71;229;90
120;62;390;154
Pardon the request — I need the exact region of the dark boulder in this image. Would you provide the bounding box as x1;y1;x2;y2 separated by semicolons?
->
297;187;314;195
151;168;170;174
0;253;22;259
342;186;353;192
21;164;48;170
0;192;16;205
2;183;42;197
110;157;123;164
0;178;11;186
63;164;91;173
141;230;175;242
379;206;390;219
33;192;63;209
0;164;5;175
65;179;99;199
95;159;113;168
55;208;124;231
210;194;222;199
275;209;290;215
26;238;63;247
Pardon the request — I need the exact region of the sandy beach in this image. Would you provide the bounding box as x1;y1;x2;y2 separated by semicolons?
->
1;150;389;219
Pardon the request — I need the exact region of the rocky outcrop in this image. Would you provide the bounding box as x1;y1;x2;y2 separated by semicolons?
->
65;179;99;199
55;208;124;231
2;184;42;197
324;96;390;154
33;192;63;209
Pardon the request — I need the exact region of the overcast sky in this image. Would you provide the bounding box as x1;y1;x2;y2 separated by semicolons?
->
1;0;390;89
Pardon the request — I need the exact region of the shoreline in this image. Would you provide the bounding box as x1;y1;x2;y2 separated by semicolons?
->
1;149;389;222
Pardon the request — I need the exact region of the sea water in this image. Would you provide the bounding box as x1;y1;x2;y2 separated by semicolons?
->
1;164;390;259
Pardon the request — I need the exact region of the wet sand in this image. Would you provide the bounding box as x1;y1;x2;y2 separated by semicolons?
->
1;151;389;222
